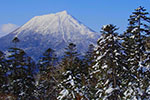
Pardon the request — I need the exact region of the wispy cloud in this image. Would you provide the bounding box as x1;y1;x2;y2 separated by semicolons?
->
0;23;19;37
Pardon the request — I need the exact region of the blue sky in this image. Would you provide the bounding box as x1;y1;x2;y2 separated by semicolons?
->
0;0;150;36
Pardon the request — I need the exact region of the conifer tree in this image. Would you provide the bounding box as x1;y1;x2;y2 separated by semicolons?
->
38;48;57;74
93;24;126;99
122;6;150;99
82;44;97;99
5;37;36;100
83;44;95;68
36;48;58;100
0;51;8;93
58;43;86;100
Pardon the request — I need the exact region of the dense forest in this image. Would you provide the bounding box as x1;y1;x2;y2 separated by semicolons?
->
0;6;150;100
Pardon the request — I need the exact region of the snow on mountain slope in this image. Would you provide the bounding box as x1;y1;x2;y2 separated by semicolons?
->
14;11;97;41
0;11;100;60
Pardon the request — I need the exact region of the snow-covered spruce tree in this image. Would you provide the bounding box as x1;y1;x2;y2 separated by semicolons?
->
122;6;150;99
83;44;95;70
6;37;36;100
93;24;127;100
82;44;97;99
0;51;8;93
36;48;59;100
58;43;87;100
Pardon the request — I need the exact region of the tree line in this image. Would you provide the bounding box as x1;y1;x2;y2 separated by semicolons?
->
0;6;150;100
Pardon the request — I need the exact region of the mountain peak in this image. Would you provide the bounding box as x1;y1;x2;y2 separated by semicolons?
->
56;10;68;15
31;10;69;20
0;11;100;60
14;10;97;37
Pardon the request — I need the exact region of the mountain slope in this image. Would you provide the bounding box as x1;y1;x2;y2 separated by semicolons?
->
0;11;100;60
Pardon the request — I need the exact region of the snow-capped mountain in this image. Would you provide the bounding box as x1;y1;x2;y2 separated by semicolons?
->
0;11;100;60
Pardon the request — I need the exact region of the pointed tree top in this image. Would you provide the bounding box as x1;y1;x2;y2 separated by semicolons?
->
46;48;53;53
69;43;76;47
135;6;145;11
101;24;118;34
12;37;20;43
0;51;4;58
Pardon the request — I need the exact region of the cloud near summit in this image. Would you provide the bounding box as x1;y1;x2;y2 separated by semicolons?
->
0;23;19;37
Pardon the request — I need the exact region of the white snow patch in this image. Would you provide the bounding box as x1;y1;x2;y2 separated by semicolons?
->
58;89;69;100
105;87;114;94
